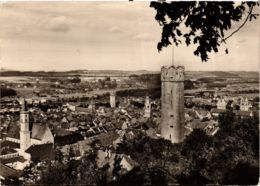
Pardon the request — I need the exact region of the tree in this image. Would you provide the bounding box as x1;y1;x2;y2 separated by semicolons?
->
37;150;108;185
150;1;259;61
0;88;17;97
114;110;259;185
184;79;195;89
2;176;21;186
223;161;259;185
112;155;123;180
70;77;81;84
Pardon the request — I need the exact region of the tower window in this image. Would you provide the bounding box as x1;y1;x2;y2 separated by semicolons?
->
170;125;174;128
170;115;174;117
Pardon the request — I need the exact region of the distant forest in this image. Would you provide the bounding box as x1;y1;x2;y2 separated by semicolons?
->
1;70;259;79
0;71;80;77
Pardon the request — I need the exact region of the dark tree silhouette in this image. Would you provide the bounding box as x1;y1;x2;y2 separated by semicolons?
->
150;1;259;61
223;161;259;185
0;88;17;97
114;111;259;185
1;176;21;186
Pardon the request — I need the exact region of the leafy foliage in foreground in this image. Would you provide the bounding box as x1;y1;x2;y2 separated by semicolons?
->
116;111;259;185
150;1;259;61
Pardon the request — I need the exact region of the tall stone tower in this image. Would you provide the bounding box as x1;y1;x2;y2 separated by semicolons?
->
161;65;185;143
110;92;116;108
20;98;31;151
144;96;151;118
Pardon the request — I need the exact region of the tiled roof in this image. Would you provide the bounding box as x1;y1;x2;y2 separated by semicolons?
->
25;143;55;162
0;163;22;179
31;123;48;140
0;140;19;149
233;110;251;116
6;122;20;139
189;119;209;129
53;127;72;136
211;108;226;113
0;148;17;156
54;132;83;146
0;156;26;164
94;131;119;147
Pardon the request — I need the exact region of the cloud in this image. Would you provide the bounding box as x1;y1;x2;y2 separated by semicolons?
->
47;16;70;33
132;33;154;42
108;26;122;33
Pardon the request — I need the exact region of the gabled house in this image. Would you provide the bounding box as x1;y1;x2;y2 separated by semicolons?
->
31;124;54;145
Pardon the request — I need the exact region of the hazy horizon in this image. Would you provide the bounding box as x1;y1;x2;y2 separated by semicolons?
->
0;2;259;72
1;67;259;73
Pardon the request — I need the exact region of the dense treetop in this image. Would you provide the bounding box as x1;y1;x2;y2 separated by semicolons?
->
150;1;259;61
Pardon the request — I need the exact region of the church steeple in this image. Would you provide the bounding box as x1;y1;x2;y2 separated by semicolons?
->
144;96;151;118
20;98;31;151
21;97;28;112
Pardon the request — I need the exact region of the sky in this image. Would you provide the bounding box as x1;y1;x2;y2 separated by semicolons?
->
0;2;259;72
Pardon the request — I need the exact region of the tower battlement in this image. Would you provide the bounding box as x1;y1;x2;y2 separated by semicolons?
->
161;65;185;82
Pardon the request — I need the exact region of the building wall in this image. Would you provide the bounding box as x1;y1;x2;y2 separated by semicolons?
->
20;112;31;151
31;138;42;145
160;66;185;143
6;137;20;143
20;131;31;150
0;153;19;159
144;96;151;118
120;157;133;171
17;149;31;160
110;94;116;108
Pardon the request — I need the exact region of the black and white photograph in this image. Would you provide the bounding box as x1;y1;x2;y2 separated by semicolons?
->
0;1;259;185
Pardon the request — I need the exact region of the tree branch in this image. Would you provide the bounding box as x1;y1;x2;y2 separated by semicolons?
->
221;5;254;43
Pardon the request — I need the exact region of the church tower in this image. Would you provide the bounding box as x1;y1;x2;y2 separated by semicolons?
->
160;65;185;143
110;92;116;108
88;97;96;113
240;97;250;111
20;98;31;151
144;96;151;118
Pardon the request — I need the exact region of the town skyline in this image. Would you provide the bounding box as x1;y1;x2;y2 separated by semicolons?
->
0;2;259;72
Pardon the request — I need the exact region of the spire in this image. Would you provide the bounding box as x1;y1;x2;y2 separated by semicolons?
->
21;97;28;112
91;97;95;105
145;95;150;104
144;95;151;118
